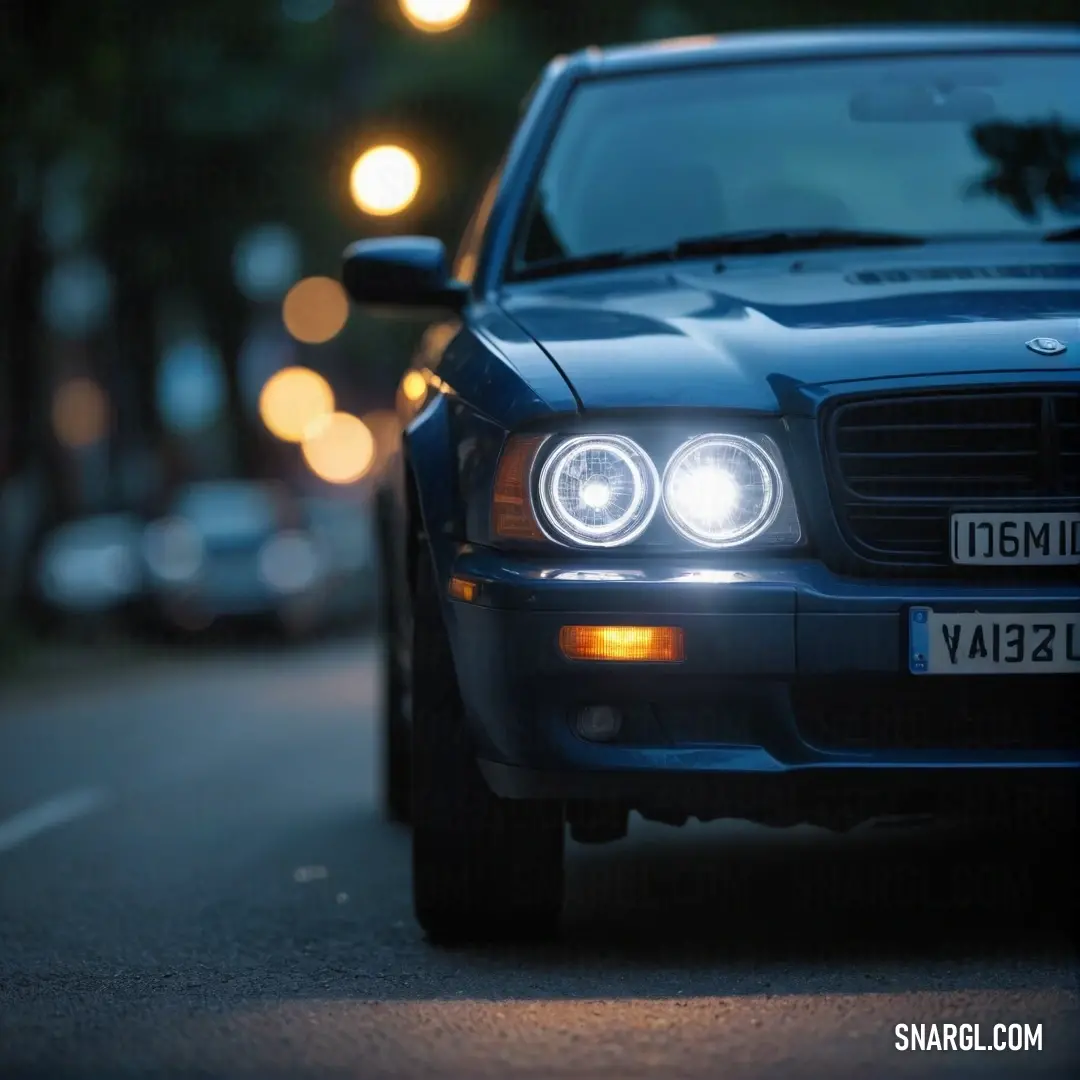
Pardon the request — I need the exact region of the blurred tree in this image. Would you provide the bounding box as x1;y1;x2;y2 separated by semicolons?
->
969;120;1080;221
1;0;348;490
0;0;352;633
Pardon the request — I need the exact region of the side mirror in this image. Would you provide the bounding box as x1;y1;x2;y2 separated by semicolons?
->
342;236;469;314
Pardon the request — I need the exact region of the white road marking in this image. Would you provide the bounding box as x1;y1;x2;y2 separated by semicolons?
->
0;788;108;854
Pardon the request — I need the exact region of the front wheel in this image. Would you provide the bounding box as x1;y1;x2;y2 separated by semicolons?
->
409;548;564;944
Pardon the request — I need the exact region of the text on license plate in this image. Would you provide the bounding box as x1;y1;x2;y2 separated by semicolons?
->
951;512;1080;565
909;608;1080;675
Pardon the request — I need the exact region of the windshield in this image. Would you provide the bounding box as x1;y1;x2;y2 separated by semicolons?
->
510;51;1080;275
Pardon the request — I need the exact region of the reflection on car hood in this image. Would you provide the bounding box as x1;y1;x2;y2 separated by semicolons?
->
501;245;1080;412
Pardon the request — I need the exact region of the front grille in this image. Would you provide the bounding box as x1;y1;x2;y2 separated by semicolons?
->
794;676;1079;753
825;388;1080;566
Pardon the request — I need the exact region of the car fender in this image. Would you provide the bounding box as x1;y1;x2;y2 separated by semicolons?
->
403;392;459;591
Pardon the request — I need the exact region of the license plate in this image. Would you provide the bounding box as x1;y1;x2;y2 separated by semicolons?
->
909;607;1080;675
950;511;1080;566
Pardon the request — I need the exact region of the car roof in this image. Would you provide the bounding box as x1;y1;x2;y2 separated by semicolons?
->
558;25;1080;79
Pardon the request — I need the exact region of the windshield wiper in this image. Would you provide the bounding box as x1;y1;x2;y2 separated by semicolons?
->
508;247;680;282
510;228;926;282
670;227;927;256
1042;225;1080;242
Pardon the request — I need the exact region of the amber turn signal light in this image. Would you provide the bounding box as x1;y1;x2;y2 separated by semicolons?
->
492;434;546;541
448;575;477;602
559;625;684;663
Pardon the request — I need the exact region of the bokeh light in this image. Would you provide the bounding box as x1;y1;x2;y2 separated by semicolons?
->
349;145;421;216
259;366;335;442
52;377;109;449
399;0;471;32
361;409;402;477
281;276;350;344
401;370;427;402
361;409;401;453
301;412;376;484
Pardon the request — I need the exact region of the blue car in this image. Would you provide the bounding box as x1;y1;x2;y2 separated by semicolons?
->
344;26;1080;942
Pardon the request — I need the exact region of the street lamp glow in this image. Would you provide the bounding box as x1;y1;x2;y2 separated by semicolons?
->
281;276;350;344
349;145;421;217
360;409;402;477
259;366;335;442
52;377;109;448
301;412;376;484
399;0;470;32
401;371;427;402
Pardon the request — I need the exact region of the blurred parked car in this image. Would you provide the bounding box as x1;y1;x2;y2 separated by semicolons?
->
143;480;327;637
300;494;378;630
33;513;147;633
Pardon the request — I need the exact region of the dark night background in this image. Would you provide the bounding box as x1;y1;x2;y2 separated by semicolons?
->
1;0;1077;650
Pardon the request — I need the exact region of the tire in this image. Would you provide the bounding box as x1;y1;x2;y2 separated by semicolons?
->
378;516;411;825
410;547;565;944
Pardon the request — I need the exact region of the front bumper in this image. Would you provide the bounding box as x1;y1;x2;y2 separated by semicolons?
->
443;548;1080;812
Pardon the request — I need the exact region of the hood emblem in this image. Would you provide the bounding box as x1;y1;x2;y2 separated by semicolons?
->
1025;337;1067;356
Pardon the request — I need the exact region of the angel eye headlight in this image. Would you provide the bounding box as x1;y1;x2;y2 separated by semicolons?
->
663;434;783;548
537;435;659;547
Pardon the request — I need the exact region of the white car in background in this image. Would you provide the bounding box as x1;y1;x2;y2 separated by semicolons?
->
143;481;327;636
299;494;378;631
35;513;146;622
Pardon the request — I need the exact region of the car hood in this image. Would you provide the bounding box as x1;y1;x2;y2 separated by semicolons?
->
500;245;1080;413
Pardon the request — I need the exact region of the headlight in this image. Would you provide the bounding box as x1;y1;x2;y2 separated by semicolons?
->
40;543;138;608
143;517;203;582
536;435;659;547
258;531;321;593
662;434;784;548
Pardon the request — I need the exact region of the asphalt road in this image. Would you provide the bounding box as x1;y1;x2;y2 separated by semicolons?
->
1;636;1077;1080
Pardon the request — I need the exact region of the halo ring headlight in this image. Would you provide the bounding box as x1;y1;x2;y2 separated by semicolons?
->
662;434;783;548
537;435;659;547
